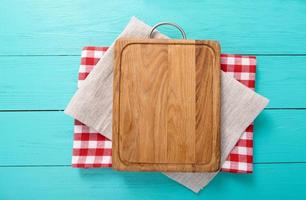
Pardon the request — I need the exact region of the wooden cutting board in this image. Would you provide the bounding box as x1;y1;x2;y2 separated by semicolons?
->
112;39;221;172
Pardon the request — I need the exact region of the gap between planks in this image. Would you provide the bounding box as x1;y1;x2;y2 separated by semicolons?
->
0;162;306;168
1;108;306;112
1;54;306;57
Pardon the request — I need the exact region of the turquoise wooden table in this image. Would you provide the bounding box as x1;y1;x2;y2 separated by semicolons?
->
1;0;306;199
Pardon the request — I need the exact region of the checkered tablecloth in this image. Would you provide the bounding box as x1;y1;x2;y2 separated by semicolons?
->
72;46;256;173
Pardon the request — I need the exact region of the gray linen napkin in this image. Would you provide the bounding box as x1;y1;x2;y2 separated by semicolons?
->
65;16;269;192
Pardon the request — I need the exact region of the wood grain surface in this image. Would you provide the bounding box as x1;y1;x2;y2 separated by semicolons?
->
113;39;220;172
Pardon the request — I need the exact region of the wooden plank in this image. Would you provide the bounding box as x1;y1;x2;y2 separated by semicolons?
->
0;56;79;110
0;112;74;166
0;56;305;110
254;109;306;163
0;0;306;55
113;39;220;171
256;56;306;108
165;42;196;165
195;43;220;164
0;110;305;166
0;163;305;199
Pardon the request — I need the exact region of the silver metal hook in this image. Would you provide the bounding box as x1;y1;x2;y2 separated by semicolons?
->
149;22;187;39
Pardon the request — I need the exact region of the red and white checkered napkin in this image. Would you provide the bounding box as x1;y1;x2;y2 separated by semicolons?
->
72;46;256;173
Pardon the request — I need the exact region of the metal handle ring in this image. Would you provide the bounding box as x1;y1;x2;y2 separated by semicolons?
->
149;22;187;39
